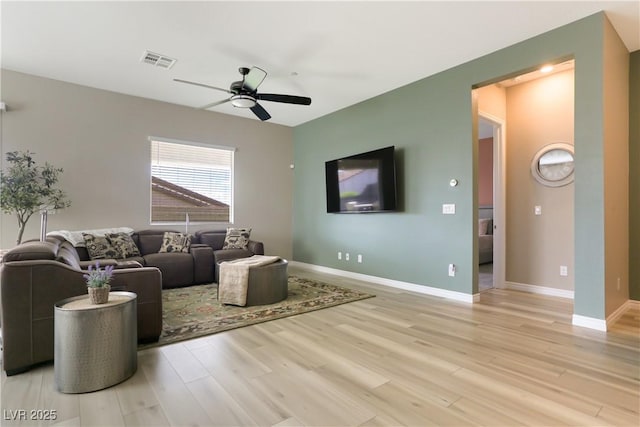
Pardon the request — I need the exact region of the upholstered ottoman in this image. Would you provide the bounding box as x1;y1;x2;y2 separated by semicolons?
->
217;258;288;306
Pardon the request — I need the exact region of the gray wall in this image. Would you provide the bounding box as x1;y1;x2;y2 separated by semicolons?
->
0;70;294;258
505;69;574;291
292;13;628;320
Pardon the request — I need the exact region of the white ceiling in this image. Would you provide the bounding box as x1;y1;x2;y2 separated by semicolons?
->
2;1;639;127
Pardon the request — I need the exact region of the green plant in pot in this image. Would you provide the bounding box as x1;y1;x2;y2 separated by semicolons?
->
0;150;71;245
84;261;114;304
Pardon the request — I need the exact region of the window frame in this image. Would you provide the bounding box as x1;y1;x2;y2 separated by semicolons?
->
148;136;236;225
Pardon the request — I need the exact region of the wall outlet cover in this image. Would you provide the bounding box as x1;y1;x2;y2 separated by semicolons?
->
448;263;456;277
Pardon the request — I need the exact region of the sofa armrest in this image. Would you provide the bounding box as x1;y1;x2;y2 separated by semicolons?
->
248;240;264;255
190;244;214;284
110;267;164;342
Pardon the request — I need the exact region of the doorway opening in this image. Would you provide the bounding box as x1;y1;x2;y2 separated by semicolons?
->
474;58;575;300
477;114;504;292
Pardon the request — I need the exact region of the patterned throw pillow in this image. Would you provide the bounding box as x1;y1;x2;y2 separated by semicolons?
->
107;232;140;258
82;233;120;260
158;232;192;253
222;228;252;250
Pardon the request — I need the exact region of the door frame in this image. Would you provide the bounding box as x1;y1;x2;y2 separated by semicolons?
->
479;111;506;289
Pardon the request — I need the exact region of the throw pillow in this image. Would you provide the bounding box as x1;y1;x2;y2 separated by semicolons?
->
158;232;192;253
222;228;252;250
107;232;140;258
83;233;120;260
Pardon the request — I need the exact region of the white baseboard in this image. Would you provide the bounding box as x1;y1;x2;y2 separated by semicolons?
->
572;300;639;332
504;281;574;299
290;261;478;303
606;299;640;329
572;314;607;331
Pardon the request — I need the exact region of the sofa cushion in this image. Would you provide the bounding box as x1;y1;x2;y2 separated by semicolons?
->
143;252;194;288
136;231;165;256
120;256;146;267
196;231;226;250
158;232;192;253
82;233;121;260
107;232;141;258
222;228;252;250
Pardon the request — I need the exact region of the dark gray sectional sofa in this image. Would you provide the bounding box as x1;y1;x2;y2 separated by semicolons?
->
0;228;264;375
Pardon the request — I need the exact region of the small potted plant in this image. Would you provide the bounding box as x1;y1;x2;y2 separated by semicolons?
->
84;261;114;304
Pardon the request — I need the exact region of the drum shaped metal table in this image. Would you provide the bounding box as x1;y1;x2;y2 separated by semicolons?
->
54;291;137;393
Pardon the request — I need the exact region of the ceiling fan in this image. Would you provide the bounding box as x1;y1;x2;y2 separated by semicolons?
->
174;66;312;121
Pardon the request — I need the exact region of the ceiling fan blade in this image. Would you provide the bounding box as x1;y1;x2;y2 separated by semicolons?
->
242;67;267;92
257;93;312;105
250;103;271;121
174;79;232;94
199;98;231;110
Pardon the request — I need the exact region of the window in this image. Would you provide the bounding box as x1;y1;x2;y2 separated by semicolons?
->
150;137;234;223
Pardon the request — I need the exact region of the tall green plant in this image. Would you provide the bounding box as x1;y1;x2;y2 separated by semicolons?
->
0;151;71;244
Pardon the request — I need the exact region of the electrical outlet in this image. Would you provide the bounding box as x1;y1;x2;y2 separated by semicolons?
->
442;204;456;215
345;253;350;261
338;251;342;260
357;254;363;263
560;265;568;276
448;263;456;277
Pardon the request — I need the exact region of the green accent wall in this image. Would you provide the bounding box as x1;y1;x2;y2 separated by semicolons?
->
293;13;621;319
630;50;640;301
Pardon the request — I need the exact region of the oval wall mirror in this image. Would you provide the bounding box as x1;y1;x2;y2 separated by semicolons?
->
530;142;575;187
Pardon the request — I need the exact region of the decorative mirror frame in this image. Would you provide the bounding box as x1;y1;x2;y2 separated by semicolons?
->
530;142;575;187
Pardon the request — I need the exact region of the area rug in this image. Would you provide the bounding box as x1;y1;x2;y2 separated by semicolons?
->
141;275;374;348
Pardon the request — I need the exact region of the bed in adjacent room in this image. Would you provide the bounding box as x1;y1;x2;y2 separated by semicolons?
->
479;206;493;264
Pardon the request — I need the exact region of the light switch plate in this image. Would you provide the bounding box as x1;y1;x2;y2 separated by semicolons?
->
535;205;542;215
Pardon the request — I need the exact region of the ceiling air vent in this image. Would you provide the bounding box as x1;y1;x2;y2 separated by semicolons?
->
140;50;177;69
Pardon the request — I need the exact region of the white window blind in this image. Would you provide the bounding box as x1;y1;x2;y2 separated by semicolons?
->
150;138;234;223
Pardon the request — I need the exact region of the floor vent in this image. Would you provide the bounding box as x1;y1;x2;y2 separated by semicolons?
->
140;50;177;69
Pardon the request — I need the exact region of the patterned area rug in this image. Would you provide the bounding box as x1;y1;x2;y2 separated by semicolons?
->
141;275;374;348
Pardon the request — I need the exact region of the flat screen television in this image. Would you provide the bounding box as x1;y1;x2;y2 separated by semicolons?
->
325;146;398;213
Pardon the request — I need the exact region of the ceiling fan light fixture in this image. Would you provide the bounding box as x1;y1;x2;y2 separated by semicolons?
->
230;94;256;108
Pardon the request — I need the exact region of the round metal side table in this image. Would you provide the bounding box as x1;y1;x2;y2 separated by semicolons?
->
54;291;137;393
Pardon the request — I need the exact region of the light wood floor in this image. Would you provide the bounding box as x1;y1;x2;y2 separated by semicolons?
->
2;267;639;426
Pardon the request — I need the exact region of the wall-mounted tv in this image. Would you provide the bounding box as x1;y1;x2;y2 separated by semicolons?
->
325;146;398;213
